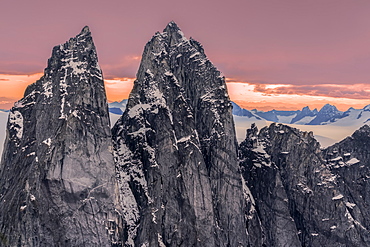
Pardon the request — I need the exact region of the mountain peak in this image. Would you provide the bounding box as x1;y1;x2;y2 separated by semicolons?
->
113;21;247;246
363;104;370;111
320;104;338;113
323;103;333;107
307;103;342;125
162;21;186;45
164;20;180;31
79;25;91;36
61;26;93;53
0;27;122;245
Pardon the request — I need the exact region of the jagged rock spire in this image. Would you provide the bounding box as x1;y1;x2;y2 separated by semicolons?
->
113;21;247;246
0;26;123;246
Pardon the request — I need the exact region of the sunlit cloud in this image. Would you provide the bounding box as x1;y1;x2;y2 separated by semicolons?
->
252;83;370;99
1;73;370;112
0;73;136;109
226;79;370;111
104;77;135;102
0;73;42;109
0;73;43;98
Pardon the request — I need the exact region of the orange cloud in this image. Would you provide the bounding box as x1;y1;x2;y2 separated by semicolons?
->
104;77;135;102
226;80;370;111
0;73;43;100
0;73;135;109
252;83;370;99
1;74;370;112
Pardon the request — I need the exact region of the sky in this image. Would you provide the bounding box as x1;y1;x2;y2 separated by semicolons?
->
1;0;370;111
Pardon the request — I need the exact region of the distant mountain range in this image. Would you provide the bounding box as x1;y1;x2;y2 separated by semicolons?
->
109;100;370;127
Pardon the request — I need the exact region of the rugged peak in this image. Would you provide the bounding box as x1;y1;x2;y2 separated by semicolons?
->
294;106;316;120
61;26;94;51
39;26;103;120
320;103;338;113
162;21;187;46
307;103;342;125
164;20;180;31
80;25;91;35
0;27;122;246
113;22;247;246
346;106;355;111
301;106;310;112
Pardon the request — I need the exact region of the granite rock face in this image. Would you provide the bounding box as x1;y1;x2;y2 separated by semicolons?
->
112;21;247;246
0;27;123;246
323;125;370;242
239;123;370;246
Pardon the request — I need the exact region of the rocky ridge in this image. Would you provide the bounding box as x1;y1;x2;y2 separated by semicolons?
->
239;123;370;246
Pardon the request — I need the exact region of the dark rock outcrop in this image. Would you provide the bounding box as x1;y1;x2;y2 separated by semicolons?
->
0;27;123;246
323;125;370;240
112;21;247;246
239;123;370;246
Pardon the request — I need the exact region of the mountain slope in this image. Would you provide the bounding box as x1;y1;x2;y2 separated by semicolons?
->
112;21;247;246
323;125;370;236
0;27;122;246
239;123;370;246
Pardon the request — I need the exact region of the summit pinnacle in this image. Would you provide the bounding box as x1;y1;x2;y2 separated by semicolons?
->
112;22;248;246
0;26;123;246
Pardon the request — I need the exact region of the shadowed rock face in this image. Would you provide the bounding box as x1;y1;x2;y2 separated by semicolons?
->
112;21;247;246
239;123;370;247
323;125;370;241
0;27;123;246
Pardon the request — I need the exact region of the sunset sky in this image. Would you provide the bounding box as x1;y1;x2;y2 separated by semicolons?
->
1;0;370;111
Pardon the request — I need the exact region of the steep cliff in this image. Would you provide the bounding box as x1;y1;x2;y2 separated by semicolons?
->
0;27;122;246
323;125;370;242
112;21;247;246
239;123;370;246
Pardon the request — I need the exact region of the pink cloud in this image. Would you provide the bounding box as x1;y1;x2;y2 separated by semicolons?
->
252;83;370;100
